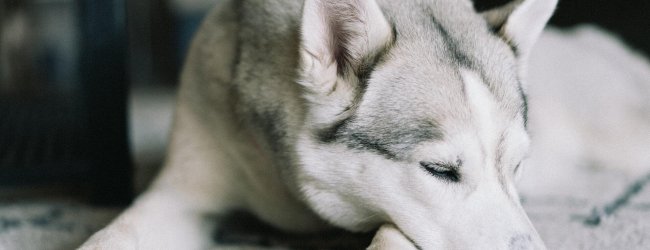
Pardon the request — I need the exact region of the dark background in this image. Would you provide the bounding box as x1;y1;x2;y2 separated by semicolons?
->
0;0;648;205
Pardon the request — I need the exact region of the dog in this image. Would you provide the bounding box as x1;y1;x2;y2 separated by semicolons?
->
81;0;557;249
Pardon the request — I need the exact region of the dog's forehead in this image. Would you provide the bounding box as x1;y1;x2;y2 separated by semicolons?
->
324;0;528;160
365;0;526;127
364;52;523;127
340;1;528;159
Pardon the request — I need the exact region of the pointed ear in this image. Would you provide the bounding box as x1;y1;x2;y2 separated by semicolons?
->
298;0;392;111
482;0;557;59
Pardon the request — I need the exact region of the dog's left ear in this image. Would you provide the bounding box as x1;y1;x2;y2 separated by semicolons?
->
298;0;392;123
482;0;558;62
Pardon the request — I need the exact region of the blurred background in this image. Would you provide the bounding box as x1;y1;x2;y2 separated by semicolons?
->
0;0;648;248
0;0;215;205
0;0;648;205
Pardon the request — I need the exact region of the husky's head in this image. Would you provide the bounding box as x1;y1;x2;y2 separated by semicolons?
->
296;0;556;249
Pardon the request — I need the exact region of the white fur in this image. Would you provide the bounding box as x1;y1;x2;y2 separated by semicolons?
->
462;69;500;149
462;69;531;180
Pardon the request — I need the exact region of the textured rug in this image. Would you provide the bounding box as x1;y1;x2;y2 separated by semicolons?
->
0;202;118;250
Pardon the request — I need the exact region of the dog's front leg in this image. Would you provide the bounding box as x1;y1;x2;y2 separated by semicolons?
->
79;189;219;250
80;101;245;250
367;224;419;250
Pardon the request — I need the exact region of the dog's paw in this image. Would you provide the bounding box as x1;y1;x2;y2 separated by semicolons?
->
78;224;138;250
367;224;418;250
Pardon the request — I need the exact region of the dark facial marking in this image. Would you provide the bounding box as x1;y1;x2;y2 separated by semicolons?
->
317;117;442;160
487;20;506;35
345;130;400;159
431;16;474;68
485;20;520;57
344;119;442;159
316;116;353;143
357;23;396;87
517;80;529;127
495;133;510;193
501;31;520;57
514;162;522;174
477;66;528;127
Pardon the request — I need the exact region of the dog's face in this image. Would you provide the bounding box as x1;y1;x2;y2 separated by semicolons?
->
296;0;556;249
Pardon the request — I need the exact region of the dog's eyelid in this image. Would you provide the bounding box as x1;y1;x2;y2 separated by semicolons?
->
419;158;462;170
419;161;461;182
431;161;457;170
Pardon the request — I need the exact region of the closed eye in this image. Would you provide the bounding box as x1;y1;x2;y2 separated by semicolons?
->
419;161;460;182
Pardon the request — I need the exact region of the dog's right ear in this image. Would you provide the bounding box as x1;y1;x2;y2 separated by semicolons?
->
298;0;392;123
482;0;557;77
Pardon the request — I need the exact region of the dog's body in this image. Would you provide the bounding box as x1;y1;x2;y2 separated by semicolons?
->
81;0;556;249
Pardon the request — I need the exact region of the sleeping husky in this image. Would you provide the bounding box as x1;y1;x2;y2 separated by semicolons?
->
81;0;556;249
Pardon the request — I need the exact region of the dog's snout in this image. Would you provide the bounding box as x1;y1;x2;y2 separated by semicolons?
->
509;234;533;250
